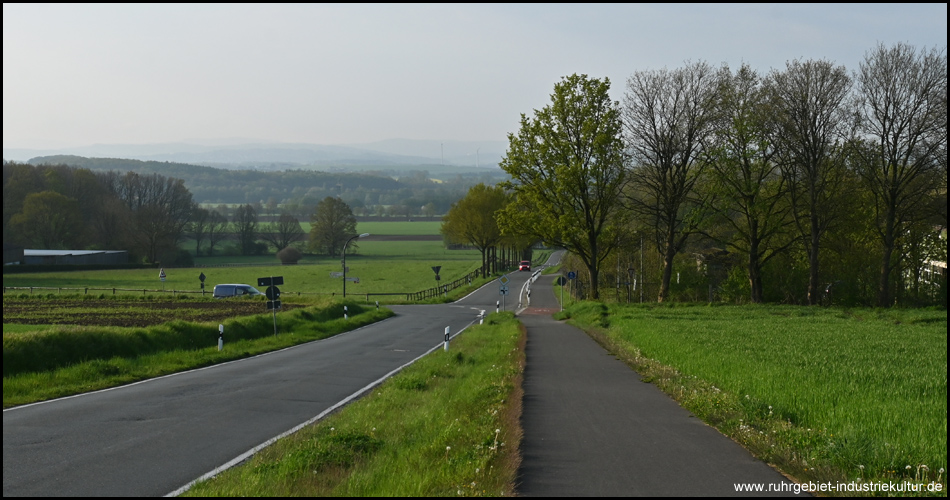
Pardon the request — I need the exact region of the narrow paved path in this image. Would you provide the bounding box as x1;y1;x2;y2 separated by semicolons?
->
517;273;800;496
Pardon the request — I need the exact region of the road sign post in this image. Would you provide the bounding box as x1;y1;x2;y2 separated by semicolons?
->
499;274;510;311
258;276;284;335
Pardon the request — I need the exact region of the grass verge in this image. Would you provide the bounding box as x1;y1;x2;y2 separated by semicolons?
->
183;312;525;497
557;302;947;496
3;300;393;408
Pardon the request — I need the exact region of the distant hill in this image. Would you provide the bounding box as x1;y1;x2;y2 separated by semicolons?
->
4;138;508;170
20;155;507;209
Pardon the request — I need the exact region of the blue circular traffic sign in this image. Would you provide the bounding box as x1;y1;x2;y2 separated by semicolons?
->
567;271;577;280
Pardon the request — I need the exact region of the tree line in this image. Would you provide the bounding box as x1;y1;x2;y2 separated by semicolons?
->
443;42;946;308
22;155;505;218
3;160;387;265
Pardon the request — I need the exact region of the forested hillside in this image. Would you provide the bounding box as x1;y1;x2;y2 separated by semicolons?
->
21;155;506;214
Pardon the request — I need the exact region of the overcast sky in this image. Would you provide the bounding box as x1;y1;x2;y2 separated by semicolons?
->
3;3;946;150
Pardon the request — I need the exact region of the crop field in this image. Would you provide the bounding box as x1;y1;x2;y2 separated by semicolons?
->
2;297;299;328
561;301;947;489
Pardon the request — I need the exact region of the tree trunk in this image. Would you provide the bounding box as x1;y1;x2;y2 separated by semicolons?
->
806;212;821;305
658;228;676;303
877;209;897;307
587;266;600;300
748;238;763;304
480;247;488;278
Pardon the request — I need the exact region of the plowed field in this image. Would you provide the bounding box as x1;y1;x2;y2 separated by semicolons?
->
3;299;303;328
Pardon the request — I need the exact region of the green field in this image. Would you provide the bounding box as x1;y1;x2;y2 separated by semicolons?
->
560;301;947;490
357;221;442;235
2;240;485;300
294;221;443;235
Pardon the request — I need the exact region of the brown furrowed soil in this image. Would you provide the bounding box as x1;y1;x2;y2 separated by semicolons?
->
3;299;304;328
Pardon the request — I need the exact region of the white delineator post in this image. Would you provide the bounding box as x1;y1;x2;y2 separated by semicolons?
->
218;324;224;351
344;305;348;320
444;326;450;351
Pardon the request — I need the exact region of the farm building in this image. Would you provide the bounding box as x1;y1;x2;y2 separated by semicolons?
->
19;249;129;266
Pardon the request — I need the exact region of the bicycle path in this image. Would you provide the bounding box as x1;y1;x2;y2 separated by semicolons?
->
516;274;800;496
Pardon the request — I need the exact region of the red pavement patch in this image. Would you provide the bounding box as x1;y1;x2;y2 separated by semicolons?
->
521;307;559;315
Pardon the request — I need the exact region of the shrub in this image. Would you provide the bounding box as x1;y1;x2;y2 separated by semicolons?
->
277;247;303;265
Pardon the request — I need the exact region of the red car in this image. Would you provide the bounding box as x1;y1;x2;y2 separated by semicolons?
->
519;260;531;271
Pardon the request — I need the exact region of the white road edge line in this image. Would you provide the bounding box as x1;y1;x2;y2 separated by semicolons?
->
164;317;479;497
3;315;398;413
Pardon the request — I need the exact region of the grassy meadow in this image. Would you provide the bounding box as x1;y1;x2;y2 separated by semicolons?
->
3;240;485;301
558;301;947;492
183;312;525;497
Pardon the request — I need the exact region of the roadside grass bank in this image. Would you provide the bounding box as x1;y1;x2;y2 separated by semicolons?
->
2;299;393;408
558;302;947;496
183;312;525;497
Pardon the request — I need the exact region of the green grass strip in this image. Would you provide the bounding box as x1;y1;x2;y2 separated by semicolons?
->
183;312;525;497
558;301;947;494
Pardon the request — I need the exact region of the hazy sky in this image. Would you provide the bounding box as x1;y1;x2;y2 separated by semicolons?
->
3;3;946;150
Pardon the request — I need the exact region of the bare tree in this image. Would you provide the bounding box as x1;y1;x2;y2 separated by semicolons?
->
623;61;720;302
260;212;305;252
205;210;228;257
770;59;854;305
706;64;797;303
233;204;259;256
99;171;194;263
187;207;211;256
854;42;948;307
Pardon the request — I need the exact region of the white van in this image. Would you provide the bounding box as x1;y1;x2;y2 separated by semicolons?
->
212;284;263;299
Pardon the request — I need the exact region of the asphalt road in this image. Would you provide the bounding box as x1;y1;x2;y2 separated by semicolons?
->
2;269;533;497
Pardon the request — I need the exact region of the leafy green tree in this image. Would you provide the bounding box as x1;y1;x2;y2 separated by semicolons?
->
441;183;508;278
498;74;628;299
8;191;83;249
309;196;357;257
623;61;721;302
854;42;947;307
